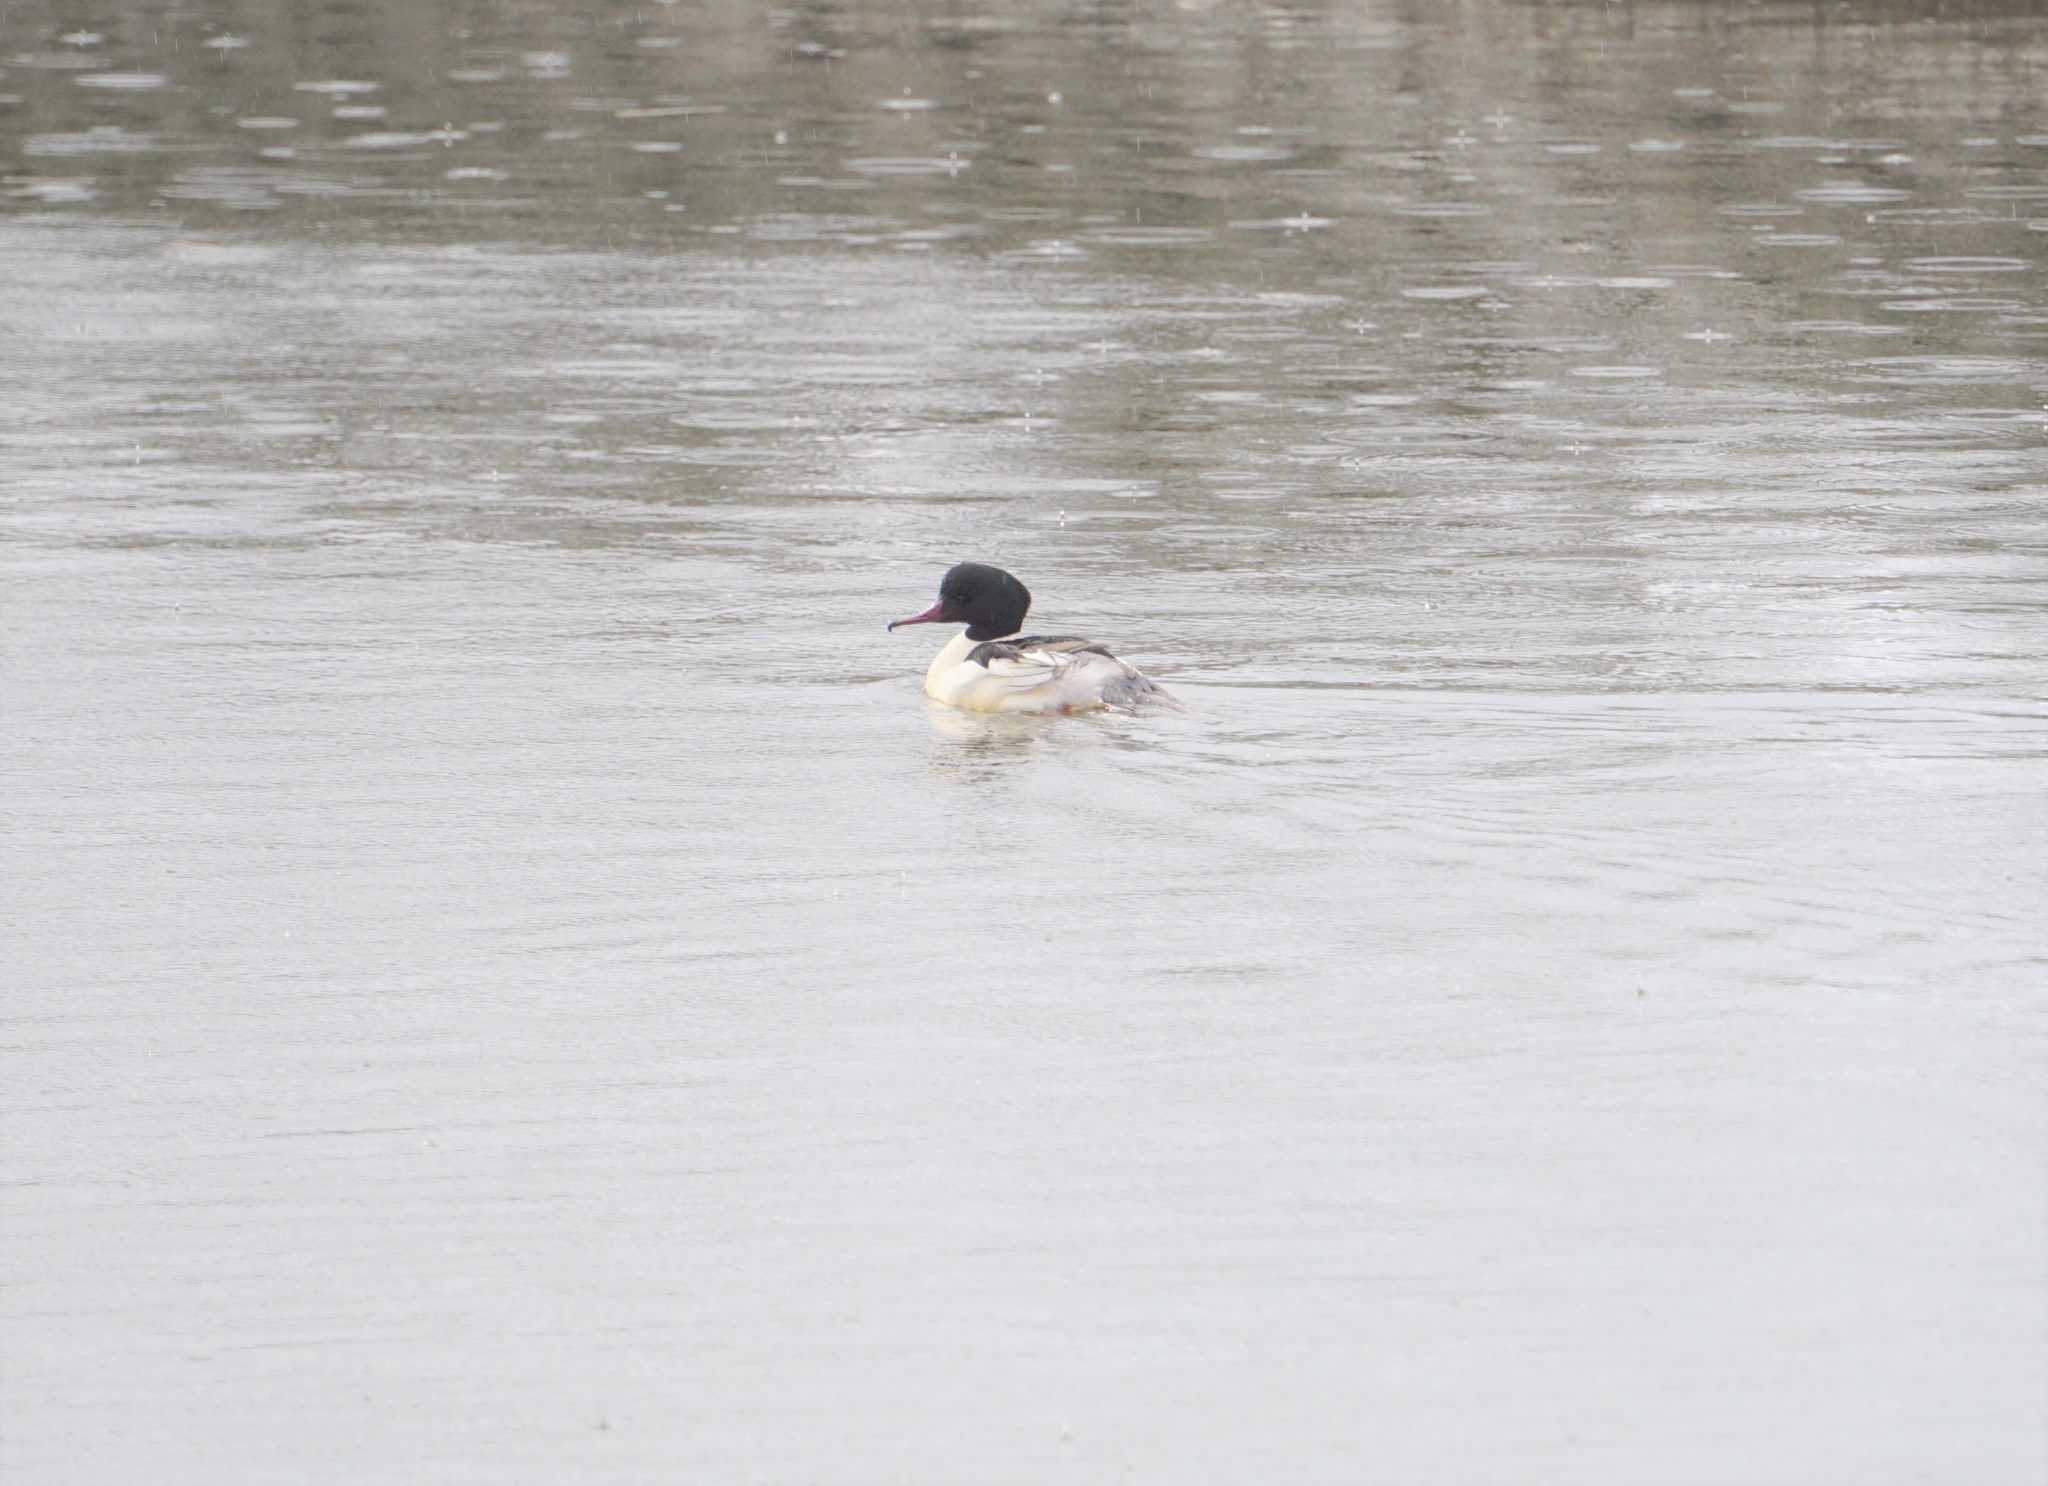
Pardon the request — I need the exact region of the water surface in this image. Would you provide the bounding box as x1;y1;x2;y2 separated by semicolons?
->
4;2;2045;1482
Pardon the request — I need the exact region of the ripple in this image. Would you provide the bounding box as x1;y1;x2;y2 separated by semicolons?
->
1880;297;2023;314
1227;215;1330;231
843;157;966;176
8;52;96;71
75;72;165;90
1797;182;1909;204
1196;472;1308;501
673;408;809;432
9;178;96;203
615;104;726;120
1078;226;1215;246
160;168;282;210
1869;207;2003;225
268;175;357;199
26;127;157;156
1393;202;1493;217
1964;186;2048;202
1904;257;2029;274
1780;321;1905;337
1569;365;1661;379
1402;286;1489;300
1195;144;1295;162
294;79;381;95
1856;356;2031;383
161;242;281;266
995;239;1088;260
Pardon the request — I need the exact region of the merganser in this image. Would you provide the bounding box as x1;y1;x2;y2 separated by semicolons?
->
887;562;1177;714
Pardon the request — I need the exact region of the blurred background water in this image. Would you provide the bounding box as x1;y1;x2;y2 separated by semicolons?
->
3;2;2045;1482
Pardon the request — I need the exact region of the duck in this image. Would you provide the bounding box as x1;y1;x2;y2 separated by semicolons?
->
887;562;1177;714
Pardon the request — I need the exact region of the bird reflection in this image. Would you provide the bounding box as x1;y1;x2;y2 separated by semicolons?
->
921;703;1060;784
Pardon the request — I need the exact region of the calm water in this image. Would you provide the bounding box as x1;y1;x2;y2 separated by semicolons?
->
4;1;2046;1481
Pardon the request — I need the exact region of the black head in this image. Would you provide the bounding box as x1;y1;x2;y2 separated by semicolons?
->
887;562;1033;641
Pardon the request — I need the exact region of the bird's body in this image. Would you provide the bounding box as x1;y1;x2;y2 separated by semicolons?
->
919;629;1172;713
889;563;1176;715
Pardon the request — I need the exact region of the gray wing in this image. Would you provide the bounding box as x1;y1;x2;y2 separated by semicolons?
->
965;635;1180;710
966;635;1112;667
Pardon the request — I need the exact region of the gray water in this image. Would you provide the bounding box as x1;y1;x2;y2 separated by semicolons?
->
4;2;2046;1482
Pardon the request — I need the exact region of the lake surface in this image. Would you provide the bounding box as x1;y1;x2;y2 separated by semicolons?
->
4;1;2045;1481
